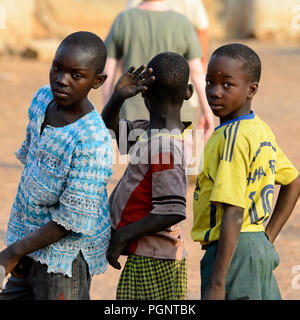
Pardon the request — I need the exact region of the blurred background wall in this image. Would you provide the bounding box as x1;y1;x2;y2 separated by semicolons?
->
203;0;300;41
0;0;300;62
0;0;127;61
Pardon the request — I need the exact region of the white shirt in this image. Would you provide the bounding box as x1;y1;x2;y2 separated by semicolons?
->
127;0;209;29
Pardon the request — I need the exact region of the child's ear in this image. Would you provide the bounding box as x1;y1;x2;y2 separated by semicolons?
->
93;74;107;89
247;82;258;99
184;84;194;100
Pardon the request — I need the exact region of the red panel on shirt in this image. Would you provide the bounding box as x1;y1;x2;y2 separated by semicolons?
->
116;152;174;254
116;167;153;253
151;152;174;173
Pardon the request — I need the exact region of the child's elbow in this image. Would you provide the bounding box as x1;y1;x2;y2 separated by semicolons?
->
224;205;244;228
292;175;300;195
234;208;244;227
283;175;300;198
178;215;186;223
170;214;186;225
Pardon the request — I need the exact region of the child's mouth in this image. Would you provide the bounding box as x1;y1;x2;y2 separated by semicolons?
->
53;89;69;99
210;105;224;111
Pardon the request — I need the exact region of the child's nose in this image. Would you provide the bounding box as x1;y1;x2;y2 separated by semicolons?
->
56;72;68;86
210;84;222;98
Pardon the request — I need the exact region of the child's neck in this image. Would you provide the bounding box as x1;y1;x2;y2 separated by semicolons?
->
59;98;92;117
149;108;184;132
46;98;93;128
219;103;252;124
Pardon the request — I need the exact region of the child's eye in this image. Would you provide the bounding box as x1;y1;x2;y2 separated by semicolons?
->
52;65;59;72
206;80;213;85
223;82;233;88
72;73;83;79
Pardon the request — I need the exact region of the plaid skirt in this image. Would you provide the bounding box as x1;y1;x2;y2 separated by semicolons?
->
116;255;187;300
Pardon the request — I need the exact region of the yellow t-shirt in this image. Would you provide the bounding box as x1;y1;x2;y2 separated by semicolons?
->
191;112;299;246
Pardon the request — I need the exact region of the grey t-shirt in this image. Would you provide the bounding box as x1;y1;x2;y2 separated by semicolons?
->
105;8;202;120
109;119;192;260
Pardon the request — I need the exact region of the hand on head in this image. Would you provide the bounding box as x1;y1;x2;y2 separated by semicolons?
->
114;65;155;100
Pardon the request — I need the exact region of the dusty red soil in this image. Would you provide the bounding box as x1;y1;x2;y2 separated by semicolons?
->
0;39;299;299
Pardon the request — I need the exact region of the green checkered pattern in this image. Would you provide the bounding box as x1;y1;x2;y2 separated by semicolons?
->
116;255;187;300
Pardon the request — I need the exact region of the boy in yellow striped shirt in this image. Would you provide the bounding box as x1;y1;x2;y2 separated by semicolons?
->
192;43;300;300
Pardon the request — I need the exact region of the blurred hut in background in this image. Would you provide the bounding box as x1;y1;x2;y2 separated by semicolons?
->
0;0;300;62
0;0;125;61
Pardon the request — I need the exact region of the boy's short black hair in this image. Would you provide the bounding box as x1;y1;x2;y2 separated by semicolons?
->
147;52;190;103
59;31;107;73
212;43;261;83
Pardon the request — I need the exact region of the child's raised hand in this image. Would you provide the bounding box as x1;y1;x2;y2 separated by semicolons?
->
113;65;155;100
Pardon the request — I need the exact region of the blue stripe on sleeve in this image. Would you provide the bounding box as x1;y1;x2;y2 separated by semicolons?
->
225;123;233;161
221;125;229;160
204;204;217;242
229;121;240;162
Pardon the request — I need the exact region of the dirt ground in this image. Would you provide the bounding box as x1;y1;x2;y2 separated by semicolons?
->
0;38;300;300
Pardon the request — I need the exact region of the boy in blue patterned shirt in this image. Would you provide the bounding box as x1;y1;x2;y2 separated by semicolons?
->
0;31;113;300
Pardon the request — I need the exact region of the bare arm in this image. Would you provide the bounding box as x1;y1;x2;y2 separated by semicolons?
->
265;175;300;243
188;57;214;142
101;87;125;142
0;221;69;276
204;204;244;300
197;28;209;72
107;213;185;270
101;57;120;105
